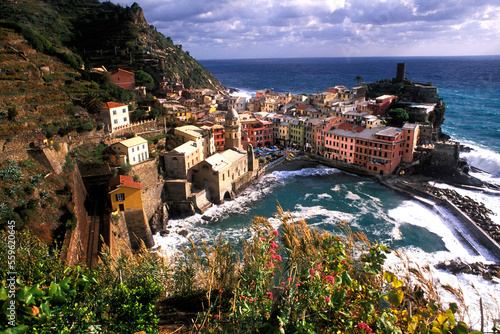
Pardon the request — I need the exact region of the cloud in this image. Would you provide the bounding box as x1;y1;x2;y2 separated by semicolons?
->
105;0;500;59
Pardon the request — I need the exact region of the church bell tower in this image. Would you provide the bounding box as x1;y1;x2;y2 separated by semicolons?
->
224;108;241;150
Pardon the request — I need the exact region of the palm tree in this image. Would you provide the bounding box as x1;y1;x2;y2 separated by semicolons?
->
354;75;363;85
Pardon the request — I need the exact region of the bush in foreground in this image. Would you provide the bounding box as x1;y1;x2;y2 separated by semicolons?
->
0;208;487;333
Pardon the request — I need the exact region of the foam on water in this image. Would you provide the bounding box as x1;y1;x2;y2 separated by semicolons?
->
460;141;500;179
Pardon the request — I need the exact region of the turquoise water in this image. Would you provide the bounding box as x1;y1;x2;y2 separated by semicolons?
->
156;56;500;328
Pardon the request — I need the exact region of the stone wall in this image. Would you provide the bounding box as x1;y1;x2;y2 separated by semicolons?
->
109;212;132;258
110;119;159;137
142;182;164;222
189;189;212;213
429;141;459;170
131;158;160;188
124;209;154;249
165;179;191;200
61;165;89;264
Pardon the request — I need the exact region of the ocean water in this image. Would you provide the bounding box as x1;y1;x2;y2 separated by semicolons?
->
155;56;500;328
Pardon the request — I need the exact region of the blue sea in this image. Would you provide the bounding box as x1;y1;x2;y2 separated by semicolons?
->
156;56;500;329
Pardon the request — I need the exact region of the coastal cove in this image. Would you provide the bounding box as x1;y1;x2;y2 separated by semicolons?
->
153;56;500;329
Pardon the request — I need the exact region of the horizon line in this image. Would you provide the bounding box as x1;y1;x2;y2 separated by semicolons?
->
197;54;500;62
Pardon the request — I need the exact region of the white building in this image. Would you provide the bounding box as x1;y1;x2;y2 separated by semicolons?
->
101;102;130;132
110;136;149;165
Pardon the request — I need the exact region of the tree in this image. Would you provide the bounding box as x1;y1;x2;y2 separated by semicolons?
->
83;92;103;114
134;70;155;90
387;108;409;127
354;75;363;85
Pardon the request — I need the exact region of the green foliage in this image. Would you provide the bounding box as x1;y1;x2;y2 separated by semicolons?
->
76;122;94;132
387;108;409;127
0;160;23;183
134;70;155;89
119;162;132;175
0;231;169;333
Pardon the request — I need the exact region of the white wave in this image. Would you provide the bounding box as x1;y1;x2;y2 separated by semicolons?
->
272;166;340;181
331;185;341;192
230;89;255;99
459;142;500;178
291;204;355;222
345;191;361;200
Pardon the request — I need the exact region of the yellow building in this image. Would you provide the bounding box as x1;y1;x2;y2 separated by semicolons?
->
108;175;143;212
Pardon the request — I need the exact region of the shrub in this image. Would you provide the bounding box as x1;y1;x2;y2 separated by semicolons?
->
119;163;132;175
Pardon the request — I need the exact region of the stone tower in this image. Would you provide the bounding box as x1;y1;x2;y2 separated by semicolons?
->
395;63;406;82
224;108;241;150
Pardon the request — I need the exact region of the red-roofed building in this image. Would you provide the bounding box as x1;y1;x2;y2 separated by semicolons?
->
368;95;397;116
100;102;130;132
111;69;135;90
108;175;143;212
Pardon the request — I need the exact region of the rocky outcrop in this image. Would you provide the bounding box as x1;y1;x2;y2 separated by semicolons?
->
427;187;500;244
436;259;500;281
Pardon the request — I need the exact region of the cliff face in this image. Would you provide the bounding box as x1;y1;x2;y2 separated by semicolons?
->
0;0;224;91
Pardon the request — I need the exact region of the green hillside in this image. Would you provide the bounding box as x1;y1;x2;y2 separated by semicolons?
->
0;0;224;90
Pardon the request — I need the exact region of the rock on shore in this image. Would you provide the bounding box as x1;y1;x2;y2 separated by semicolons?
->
436;259;500;282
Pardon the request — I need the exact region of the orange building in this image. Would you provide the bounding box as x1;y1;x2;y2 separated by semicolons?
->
111;69;135;90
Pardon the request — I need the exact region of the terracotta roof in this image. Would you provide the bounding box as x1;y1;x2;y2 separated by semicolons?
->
109;175;142;192
112;68;134;75
297;104;309;110
102;102;127;109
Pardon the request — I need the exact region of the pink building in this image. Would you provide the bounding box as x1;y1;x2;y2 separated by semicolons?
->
368;95;397;116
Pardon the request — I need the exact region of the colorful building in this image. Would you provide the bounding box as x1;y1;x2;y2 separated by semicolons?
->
111;69;135;90
110;136;149;165
108;175;143;212
100;102;130;132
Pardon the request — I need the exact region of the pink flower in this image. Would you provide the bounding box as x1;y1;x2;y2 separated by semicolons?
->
310;268;316;275
287;277;292;282
272;230;279;236
219;289;223;294
272;255;282;261
267;292;273;300
266;313;270;317
326;275;334;283
341;259;347;264
325;296;331;303
269;249;276;254
240;296;247;300
261;237;266;242
267;261;275;269
357;323;373;333
214;314;219;319
281;282;286;286
270;242;278;249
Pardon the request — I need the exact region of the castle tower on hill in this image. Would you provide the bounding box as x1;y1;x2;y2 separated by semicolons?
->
224;108;241;150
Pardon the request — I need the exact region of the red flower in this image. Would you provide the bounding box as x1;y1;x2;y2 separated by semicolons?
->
267;262;275;269
326;275;334;283
272;230;279;236
267;292;273;300
270;242;278;249
341;259;347;264
272;255;282;261
310;268;316;275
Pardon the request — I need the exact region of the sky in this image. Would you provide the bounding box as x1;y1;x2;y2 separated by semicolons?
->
106;0;500;60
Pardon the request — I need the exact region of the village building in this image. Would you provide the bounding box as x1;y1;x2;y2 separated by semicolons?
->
111;68;135;90
100;102;130;132
240;113;273;149
368;95;397;115
110;136;149;165
163;140;201;180
175;125;216;161
108;175;143;212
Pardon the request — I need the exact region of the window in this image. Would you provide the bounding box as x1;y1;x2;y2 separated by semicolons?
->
124;117;128;122
113;110;117;115
123;108;126;113
116;193;125;201
114;119;118;124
